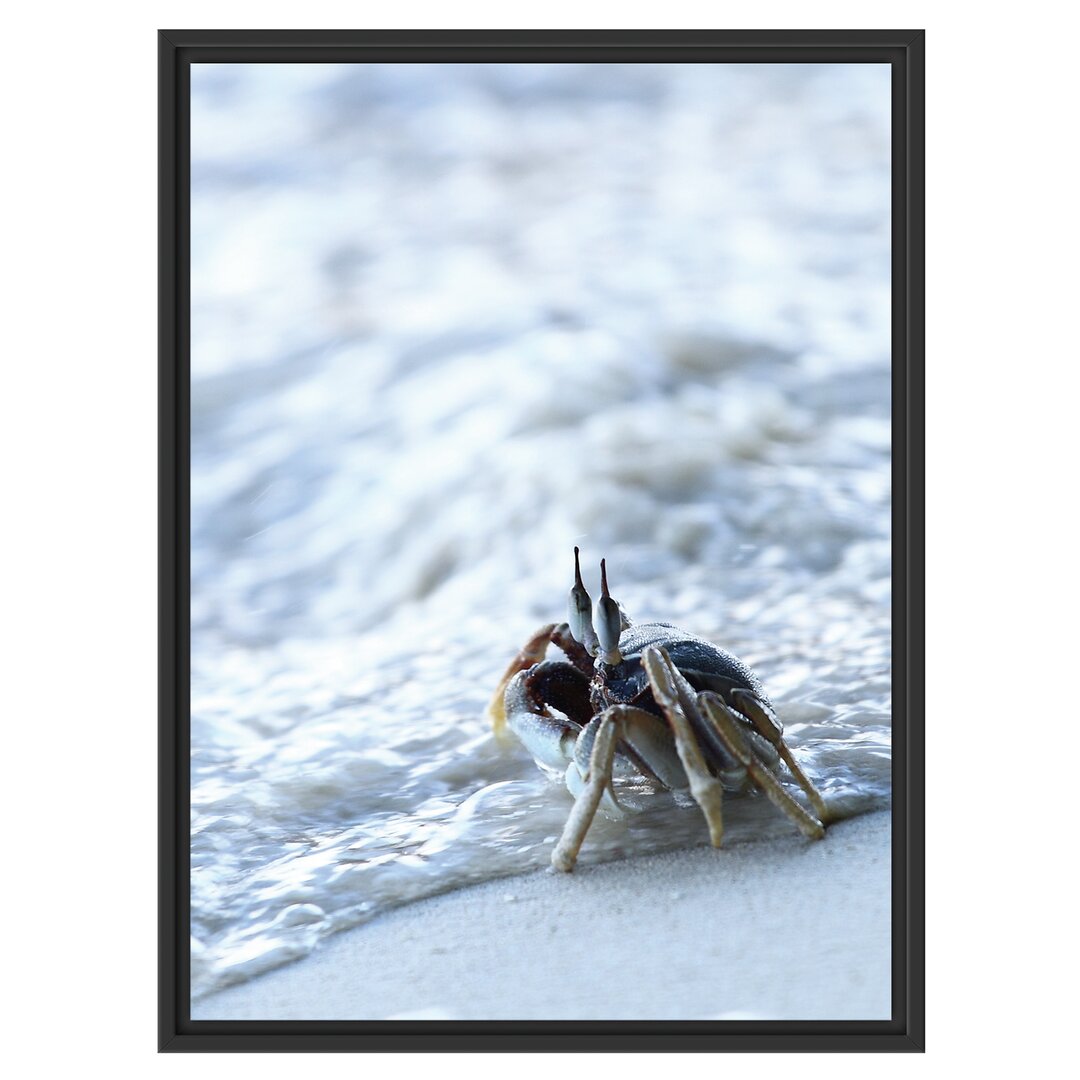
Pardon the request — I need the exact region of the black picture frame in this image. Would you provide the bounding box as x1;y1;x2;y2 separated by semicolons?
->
160;28;924;1053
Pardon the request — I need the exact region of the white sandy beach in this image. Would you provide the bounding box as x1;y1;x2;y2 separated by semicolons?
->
193;811;890;1021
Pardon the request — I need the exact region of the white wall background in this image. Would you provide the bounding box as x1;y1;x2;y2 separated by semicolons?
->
1;1;1076;1076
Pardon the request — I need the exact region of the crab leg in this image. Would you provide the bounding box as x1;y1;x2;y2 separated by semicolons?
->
551;707;623;872
701;693;825;841
730;688;830;823
641;646;726;848
487;622;593;735
570;705;688;792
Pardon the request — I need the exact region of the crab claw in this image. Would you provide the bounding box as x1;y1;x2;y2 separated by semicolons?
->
568;547;599;655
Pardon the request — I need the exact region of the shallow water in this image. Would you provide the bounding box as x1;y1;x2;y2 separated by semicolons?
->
189;62;893;999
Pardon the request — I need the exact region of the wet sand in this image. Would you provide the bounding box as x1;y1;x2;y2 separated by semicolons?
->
194;810;891;1021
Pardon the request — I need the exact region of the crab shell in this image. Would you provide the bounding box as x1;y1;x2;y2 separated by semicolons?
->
592;621;769;718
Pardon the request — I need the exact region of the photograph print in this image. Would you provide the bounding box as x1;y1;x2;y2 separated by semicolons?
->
166;33;921;1043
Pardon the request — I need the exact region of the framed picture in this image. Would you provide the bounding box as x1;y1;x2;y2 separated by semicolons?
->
160;28;924;1052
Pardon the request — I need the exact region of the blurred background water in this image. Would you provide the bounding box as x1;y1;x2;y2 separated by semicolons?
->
190;62;892;1000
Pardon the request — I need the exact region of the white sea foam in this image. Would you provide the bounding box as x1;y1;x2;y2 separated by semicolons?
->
189;62;893;998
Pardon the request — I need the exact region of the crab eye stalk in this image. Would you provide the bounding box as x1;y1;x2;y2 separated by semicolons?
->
568;547;599;655
595;558;623;665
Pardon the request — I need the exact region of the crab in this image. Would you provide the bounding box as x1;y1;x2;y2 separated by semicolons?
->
488;549;829;872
